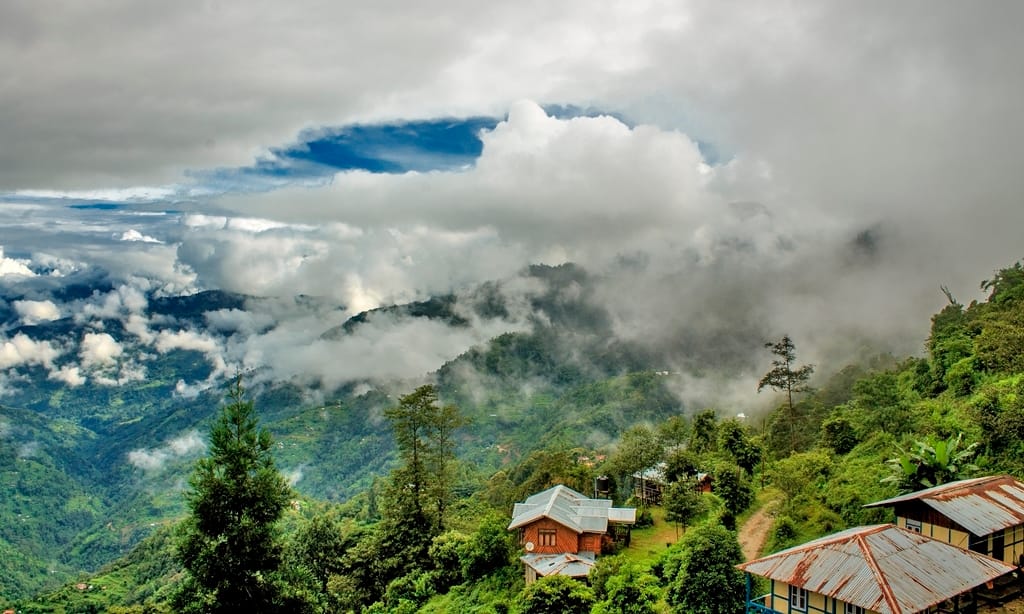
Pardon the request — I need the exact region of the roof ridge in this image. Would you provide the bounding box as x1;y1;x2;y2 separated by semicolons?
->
855;532;902;614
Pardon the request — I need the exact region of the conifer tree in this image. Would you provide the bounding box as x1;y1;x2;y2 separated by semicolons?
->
174;377;293;613
757;335;814;412
758;335;814;452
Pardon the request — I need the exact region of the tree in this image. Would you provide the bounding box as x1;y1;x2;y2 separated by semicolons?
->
592;563;662;614
662;523;745;614
758;335;815;412
610;425;664;507
758;336;814;452
688;409;718;455
663;480;706;537
384;384;465;532
718;418;761;474
713;462;753;520
518;575;595;614
173;377;295;613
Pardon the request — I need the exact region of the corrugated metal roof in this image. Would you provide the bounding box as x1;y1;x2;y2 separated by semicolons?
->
507;484;636;533
737;524;1014;614
521;552;596;577
864;475;1024;536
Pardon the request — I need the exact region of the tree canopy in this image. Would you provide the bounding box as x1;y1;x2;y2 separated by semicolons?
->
173;378;296;613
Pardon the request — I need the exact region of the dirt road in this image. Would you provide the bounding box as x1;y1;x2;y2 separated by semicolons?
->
739;505;774;560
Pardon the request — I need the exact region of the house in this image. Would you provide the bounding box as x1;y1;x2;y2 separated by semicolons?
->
631;466;712;504
694;471;713;494
508;484;636;583
863;475;1024;566
737;524;1014;614
633;463;668;504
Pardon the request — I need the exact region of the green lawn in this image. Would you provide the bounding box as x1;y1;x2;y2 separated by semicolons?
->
619;507;680;566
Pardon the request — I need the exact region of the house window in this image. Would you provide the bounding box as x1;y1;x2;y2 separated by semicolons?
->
789;585;807;611
906;519;922;533
539;529;557;547
845;603;866;614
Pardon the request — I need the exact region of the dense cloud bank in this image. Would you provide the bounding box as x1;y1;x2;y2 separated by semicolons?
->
2;4;1023;407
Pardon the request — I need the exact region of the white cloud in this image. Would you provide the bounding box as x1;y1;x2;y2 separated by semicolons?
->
48;364;86;387
79;332;123;368
128;429;206;472
120;229;162;243
13;299;61;325
0;247;35;277
0;333;61;369
154;329;228;381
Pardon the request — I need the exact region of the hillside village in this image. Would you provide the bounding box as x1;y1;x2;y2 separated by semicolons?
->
5;262;1024;614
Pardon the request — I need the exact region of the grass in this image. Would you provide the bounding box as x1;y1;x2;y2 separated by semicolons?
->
619;506;679;566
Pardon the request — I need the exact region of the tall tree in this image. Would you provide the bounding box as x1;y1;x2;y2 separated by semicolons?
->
758;336;814;452
174;377;295;613
383;384;465;532
757;335;815;412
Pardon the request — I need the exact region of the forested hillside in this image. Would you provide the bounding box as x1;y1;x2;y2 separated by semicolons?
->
5;260;1024;612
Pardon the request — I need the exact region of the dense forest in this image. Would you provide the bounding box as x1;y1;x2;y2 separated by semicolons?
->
6;260;1024;613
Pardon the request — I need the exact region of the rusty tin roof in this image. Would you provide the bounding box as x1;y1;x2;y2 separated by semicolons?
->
864;475;1024;536
737;524;1014;614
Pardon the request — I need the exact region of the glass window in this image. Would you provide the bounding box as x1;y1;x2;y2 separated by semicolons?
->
789;585;807;611
844;603;866;614
906;518;922;533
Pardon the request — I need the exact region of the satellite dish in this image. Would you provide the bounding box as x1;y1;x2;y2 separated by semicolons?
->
525;541;535;551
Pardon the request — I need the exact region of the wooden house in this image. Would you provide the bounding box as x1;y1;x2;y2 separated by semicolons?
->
738;524;1014;614
508;484;636;583
864;475;1024;566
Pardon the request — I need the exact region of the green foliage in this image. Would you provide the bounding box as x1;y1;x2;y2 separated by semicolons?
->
981;262;1024;305
591;563;661;614
384;384;465;531
820;416;858;454
770;450;833;501
663;447;701;483
609;425;663;506
663;481;707;532
718;418;760;474
758;336;815;407
173;378;297;613
688;409;718;455
459;513;517;581
517;575;594;614
712;462;753;518
883;432;980;493
661;522;745;614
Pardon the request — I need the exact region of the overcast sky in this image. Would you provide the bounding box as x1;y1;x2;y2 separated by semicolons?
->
2;1;1024;396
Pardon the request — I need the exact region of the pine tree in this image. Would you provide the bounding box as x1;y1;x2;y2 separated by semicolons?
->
758;335;814;452
173;377;294;613
383;384;464;532
757;335;814;411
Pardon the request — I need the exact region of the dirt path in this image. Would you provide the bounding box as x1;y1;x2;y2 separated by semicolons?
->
739;505;774;560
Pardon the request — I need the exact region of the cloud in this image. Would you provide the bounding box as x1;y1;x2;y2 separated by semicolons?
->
48;364;86;387
120;229;162;243
79;332;123;368
13;299;61;324
0;333;61;369
154;329;227;377
0;247;35;277
128;429;206;472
